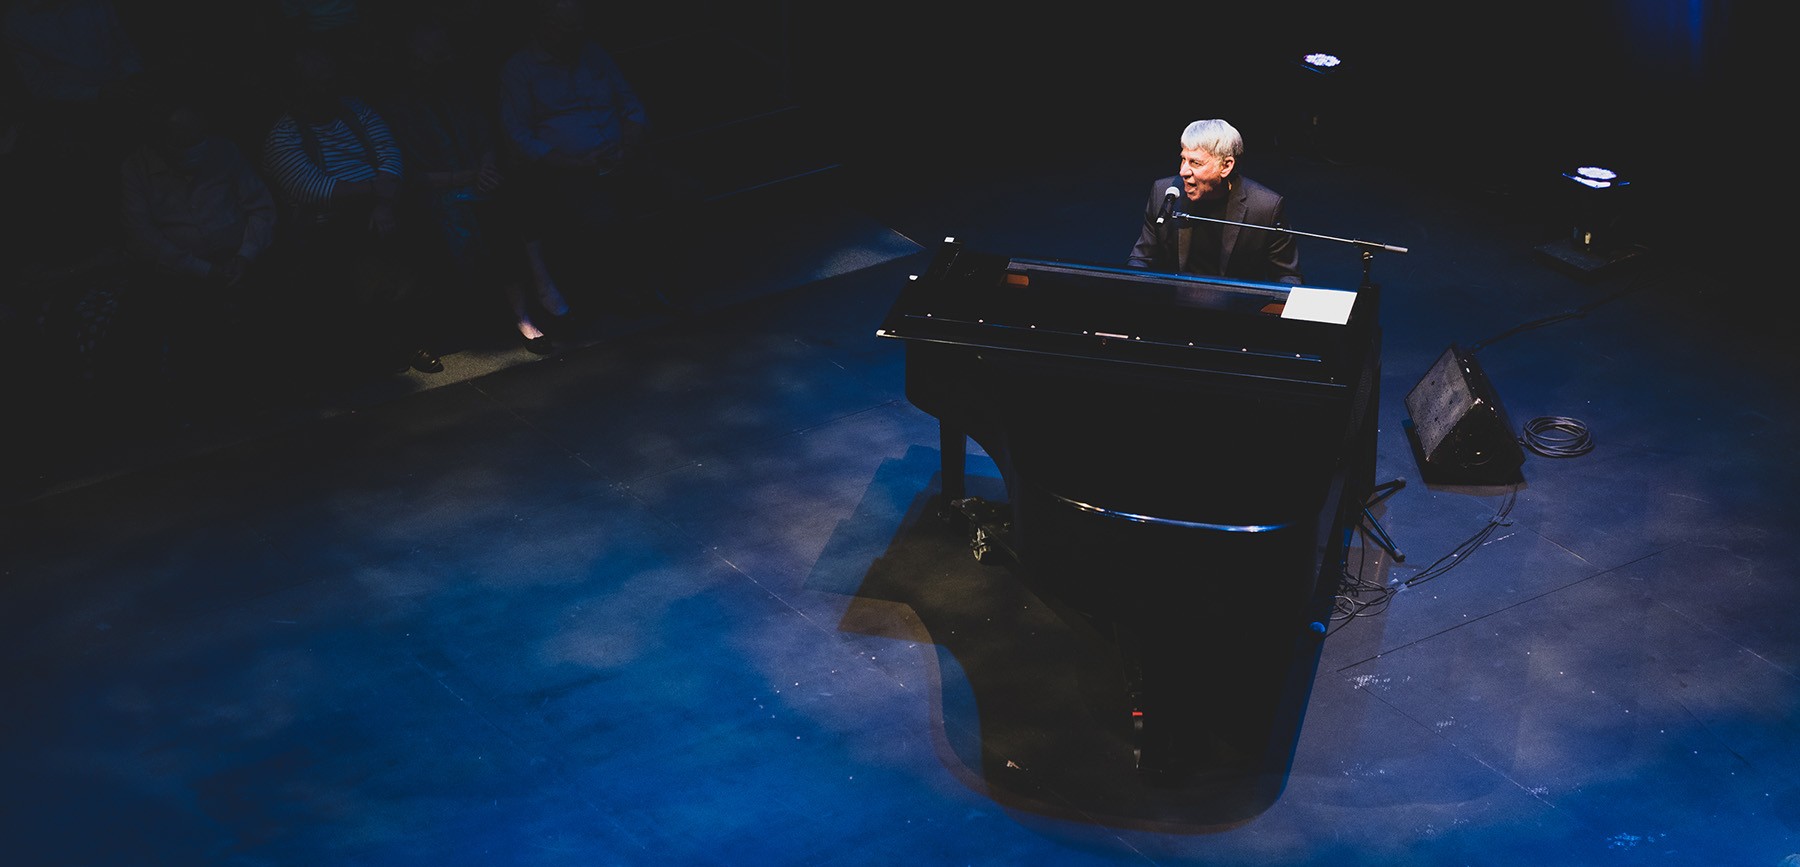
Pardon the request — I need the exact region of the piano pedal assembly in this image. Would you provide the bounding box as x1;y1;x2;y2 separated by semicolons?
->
947;497;1018;565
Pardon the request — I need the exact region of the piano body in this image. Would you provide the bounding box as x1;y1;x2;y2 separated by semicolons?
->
877;237;1381;783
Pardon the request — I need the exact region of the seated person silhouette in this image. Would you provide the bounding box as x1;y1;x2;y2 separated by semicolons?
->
498;0;694;321
4;0;152;251
261;35;443;376
379;11;550;354
118;96;277;399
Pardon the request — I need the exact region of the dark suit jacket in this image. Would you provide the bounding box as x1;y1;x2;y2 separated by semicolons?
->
1126;174;1303;284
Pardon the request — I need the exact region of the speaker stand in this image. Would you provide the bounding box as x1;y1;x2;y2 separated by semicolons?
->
1361;478;1405;563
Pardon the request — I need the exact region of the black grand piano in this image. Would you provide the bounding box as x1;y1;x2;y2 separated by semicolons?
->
878;237;1382;784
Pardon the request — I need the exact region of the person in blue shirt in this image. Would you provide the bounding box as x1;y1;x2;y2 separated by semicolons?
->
498;0;687;321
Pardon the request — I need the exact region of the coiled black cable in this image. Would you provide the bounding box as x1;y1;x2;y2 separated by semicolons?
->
1520;416;1594;457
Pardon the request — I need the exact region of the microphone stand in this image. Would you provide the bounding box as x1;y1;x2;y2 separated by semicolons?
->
1171;210;1407;292
1173;209;1410;563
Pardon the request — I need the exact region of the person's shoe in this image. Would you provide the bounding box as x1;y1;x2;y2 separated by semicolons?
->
516;316;552;353
410;349;444;373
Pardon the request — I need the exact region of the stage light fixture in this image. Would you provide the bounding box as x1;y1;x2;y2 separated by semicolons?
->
1561;165;1631;250
1290;51;1355;161
1564;165;1626;190
1301;52;1342;72
1533;163;1642;275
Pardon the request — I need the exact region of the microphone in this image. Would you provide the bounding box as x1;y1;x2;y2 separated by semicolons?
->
1156;185;1180;225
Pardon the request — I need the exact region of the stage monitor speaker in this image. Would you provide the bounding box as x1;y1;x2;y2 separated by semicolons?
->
1403;344;1524;485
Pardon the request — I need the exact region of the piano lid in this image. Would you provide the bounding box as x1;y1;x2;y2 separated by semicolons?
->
876;238;1375;388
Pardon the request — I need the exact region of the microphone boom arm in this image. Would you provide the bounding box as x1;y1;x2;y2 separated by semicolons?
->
1171;210;1408;254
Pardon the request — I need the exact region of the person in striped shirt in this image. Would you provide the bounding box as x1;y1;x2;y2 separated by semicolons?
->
261;35;443;375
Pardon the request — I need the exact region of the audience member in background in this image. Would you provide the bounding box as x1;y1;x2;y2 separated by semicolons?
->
273;0;380;84
119;97;277;400
262;35;442;376
435;0;525;87
3;0;152;256
3;0;146;110
2;10;132;406
498;0;691;321
1;43;33;331
1126;118;1304;285
127;4;289;149
379;11;549;354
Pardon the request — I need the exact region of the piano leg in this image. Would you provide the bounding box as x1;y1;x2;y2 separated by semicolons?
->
934;423;1021;565
939;424;966;505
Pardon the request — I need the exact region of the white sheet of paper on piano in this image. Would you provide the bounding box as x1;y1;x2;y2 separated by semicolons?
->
1280;286;1357;325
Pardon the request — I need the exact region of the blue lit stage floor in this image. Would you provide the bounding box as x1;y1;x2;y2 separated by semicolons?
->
4;134;1796;866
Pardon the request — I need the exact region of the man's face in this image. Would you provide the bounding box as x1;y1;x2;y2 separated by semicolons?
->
1177;146;1233;201
293;49;340;103
157;108;208;170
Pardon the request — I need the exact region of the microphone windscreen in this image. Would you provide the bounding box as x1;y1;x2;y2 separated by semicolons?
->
1157;186;1180;224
